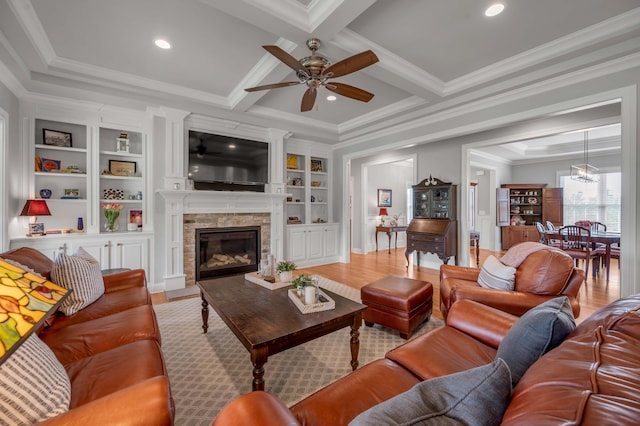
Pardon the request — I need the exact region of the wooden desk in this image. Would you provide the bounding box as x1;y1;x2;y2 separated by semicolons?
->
470;231;480;267
376;225;407;254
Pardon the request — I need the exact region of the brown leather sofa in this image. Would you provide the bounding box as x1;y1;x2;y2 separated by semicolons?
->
440;248;584;318
212;295;640;425
0;247;174;425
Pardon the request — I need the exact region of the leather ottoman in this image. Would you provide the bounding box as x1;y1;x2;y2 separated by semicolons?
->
361;276;433;339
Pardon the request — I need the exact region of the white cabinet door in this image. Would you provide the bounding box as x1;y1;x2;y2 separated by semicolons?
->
112;238;148;271
323;225;339;257
306;227;324;259
287;227;307;262
74;240;110;266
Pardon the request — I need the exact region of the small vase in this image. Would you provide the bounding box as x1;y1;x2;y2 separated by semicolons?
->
279;271;293;282
104;214;120;232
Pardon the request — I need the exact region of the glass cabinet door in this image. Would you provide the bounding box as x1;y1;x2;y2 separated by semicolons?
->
431;189;450;219
414;190;430;218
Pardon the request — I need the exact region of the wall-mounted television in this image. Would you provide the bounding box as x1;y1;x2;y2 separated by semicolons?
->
188;130;269;192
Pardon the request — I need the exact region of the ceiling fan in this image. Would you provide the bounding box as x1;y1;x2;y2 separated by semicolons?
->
189;138;209;158
244;38;379;112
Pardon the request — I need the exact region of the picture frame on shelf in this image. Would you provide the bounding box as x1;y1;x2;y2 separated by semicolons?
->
109;160;136;176
28;222;45;236
116;137;130;153
310;158;324;172
129;209;142;230
286;154;299;170
43;129;72;147
62;188;79;199
41;158;61;172
378;189;392;207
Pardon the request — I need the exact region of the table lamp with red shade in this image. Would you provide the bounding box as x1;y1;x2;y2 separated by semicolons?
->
19;199;51;236
379;207;388;226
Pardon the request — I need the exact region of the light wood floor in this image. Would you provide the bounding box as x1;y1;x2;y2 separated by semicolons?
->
152;248;621;323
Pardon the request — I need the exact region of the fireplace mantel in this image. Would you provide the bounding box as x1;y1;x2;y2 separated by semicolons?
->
157;189;287;291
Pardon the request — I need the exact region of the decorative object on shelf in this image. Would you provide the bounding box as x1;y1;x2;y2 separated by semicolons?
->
108;160;136;176
135;191;143;200
77;217;83;231
311;181;321;187
377;189;392;207
310;158;324;172
0;259;69;364
102;203;122;232
116;133;130;153
43;128;72;147
103;188;124;200
35;156;42;172
528;197;538;204
20;199;51;236
287;216;302;224
276;260;296;282
310;195;316;202
41;158;61;172
39;188;52;199
571;130;599;183
63;188;79;199
129;209;142;230
291;178;302;186
286;154;299;170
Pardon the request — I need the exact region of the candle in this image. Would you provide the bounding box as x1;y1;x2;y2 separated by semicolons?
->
304;286;316;304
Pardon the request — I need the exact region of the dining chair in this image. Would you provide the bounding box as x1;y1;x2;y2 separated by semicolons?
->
559;225;600;279
545;221;561;246
545;221;556;231
535;221;561;247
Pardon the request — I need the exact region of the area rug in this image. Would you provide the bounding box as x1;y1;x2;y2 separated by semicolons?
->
154;278;444;425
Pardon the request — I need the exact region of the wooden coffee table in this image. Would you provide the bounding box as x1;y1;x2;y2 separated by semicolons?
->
197;275;367;391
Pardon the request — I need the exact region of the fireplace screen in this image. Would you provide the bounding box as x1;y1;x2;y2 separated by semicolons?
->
196;226;260;280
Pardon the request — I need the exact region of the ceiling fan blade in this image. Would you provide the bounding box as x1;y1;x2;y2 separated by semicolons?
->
244;81;301;92
325;82;374;102
322;50;379;78
263;45;306;72
301;87;317;112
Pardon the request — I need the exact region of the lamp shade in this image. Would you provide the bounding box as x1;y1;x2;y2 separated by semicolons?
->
379;208;388;216
19;199;51;217
0;259;68;364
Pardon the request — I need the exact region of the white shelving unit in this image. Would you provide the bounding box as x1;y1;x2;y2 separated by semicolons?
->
10;102;153;281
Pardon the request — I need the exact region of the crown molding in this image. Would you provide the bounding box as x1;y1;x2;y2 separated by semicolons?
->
445;8;640;95
7;0;55;66
338;96;427;135
228;38;298;109
332;29;445;95
336;52;640;150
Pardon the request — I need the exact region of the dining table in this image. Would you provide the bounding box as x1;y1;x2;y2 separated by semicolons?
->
543;229;620;282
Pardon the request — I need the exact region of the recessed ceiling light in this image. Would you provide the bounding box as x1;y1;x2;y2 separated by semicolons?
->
154;39;171;49
485;3;505;17
326;95;337;101
228;143;236;149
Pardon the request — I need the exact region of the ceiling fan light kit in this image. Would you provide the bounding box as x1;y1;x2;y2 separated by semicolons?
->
245;38;378;112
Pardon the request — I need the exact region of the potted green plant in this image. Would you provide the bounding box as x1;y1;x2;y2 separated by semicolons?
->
291;274;310;296
276;260;296;282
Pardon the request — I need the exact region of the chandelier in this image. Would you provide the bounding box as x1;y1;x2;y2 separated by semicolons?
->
570;131;599;183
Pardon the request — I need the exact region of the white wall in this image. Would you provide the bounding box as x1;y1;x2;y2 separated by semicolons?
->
512;153;621;186
0;80;20;251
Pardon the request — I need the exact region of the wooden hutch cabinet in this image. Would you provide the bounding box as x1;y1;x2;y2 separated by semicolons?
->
497;184;563;250
405;177;458;266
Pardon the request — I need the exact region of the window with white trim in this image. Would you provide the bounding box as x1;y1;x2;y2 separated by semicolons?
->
560;172;621;232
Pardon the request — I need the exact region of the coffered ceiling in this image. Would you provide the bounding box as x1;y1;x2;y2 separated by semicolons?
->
0;0;639;148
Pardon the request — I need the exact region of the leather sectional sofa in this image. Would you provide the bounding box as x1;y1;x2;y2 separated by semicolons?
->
0;247;174;425
213;294;640;425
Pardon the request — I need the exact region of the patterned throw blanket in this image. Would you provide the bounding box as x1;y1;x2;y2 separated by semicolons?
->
500;242;565;268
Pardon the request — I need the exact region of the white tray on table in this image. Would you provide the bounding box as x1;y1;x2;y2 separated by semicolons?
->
288;288;335;314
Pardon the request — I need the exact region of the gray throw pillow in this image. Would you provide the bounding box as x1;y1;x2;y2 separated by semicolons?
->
349;358;512;426
496;296;576;387
51;247;105;315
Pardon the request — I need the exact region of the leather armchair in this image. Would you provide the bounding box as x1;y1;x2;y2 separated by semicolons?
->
440;249;584;318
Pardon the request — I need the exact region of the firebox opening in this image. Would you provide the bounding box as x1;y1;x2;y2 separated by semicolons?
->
196;226;260;280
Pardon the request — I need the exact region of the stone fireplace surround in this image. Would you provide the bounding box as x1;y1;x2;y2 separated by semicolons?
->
157;190;287;292
184;213;270;287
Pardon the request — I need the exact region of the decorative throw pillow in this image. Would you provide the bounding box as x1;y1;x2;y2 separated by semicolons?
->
51;247;105;316
477;255;516;290
0;334;70;424
496;296;576;387
349;358;512;426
